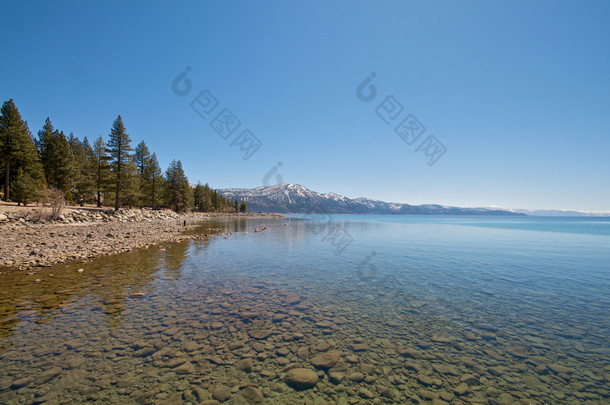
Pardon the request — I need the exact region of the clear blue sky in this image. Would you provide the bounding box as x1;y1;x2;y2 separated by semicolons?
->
2;0;609;211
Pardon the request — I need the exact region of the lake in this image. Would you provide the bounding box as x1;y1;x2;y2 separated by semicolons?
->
0;215;608;404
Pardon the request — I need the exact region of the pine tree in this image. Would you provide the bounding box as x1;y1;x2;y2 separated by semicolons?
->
209;188;230;212
1;104;42;201
239;200;247;213
80;137;96;203
23;122;45;185
36;117;54;161
163;159;192;212
144;152;162;209
134;141;150;178
92;135;111;207
53;131;74;192
12;167;41;206
106;115;134;210
37;119;74;193
68;133;94;203
193;182;205;212
201;183;213;212
134;141;150;207
0;99;43;201
120;159;139;208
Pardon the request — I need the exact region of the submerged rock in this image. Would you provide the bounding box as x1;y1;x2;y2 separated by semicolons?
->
236;358;253;373
350;343;368;352
311;352;340;369
454;383;470;396
212;385;232;402
249;329;273;340
548;363;575;375
358;387;375;399
175;362;195;374
10;376;33;388
36;366;62;384
348;372;365;382
285;368;319;389
238;386;264;403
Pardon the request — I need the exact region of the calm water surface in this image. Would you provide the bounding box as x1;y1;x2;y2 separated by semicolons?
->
0;215;608;404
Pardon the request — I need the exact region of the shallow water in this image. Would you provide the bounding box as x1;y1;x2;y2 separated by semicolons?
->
0;215;608;404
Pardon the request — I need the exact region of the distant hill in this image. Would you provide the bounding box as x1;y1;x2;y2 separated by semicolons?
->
503;208;610;217
219;184;525;216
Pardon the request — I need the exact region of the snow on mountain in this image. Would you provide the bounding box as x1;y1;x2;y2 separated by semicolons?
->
219;184;524;216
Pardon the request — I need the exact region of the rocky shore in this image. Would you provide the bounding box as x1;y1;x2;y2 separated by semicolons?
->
0;204;282;270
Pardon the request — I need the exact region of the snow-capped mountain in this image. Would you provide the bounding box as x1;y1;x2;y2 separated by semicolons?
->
219;184;524;215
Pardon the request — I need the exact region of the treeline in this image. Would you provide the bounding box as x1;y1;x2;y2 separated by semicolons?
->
0;99;246;213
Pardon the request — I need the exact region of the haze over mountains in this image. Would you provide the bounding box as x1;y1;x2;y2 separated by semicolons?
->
220;184;525;216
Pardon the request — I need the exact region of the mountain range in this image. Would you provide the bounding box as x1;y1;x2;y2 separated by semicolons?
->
219;184;526;216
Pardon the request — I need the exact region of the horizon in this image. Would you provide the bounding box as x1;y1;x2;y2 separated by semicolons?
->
2;1;609;211
221;183;610;214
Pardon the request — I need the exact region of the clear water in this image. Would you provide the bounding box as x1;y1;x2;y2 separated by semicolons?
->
0;215;608;404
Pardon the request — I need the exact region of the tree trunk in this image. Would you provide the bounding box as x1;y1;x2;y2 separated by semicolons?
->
115;150;121;211
4;161;9;201
114;182;120;211
151;176;156;209
97;190;102;207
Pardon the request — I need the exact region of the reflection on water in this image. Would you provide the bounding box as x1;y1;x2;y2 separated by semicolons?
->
0;216;608;404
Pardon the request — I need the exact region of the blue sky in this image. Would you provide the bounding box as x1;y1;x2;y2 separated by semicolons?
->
1;0;609;211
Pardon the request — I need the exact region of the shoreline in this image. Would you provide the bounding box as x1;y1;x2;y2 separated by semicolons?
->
0;203;283;271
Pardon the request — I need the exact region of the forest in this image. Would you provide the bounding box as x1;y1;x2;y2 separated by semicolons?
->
0;99;246;213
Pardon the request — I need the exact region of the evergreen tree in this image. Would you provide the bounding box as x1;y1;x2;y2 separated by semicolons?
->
106;115;134;210
193;182;205;212
68;133;94;203
239;200;247;213
92;135;111;207
200;183;213;212
163;159;192;212
134;141;150;207
37;119;74;193
80;137;96;202
234;199;239;211
209;188;230;212
120;159;139;208
23;122;44;184
12;167;41;206
134;141;150;178
0;99;43;201
36;117;53;158
52;131;74;192
145;152;163;209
